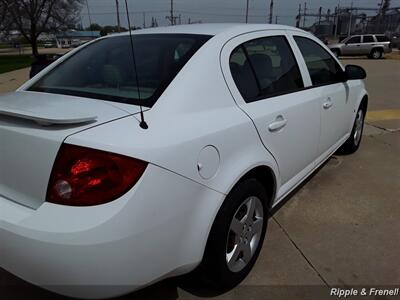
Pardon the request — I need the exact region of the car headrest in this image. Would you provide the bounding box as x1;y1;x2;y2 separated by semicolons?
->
246;54;273;78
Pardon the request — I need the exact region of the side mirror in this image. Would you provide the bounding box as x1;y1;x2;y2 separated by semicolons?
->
344;64;367;81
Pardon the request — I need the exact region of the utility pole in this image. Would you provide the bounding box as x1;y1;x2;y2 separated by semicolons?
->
269;0;274;24
85;0;93;35
275;15;278;24
115;0;121;32
334;6;339;38
166;0;175;25
327;8;331;22
303;2;307;28
376;0;389;33
245;0;249;23
143;12;146;28
348;2;353;37
296;3;301;28
318;6;322;25
170;0;174;25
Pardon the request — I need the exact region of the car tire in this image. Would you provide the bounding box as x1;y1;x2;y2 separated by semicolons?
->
194;179;269;291
338;104;366;154
332;49;340;58
369;48;382;59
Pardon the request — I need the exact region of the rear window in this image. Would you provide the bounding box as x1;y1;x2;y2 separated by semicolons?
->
29;34;211;107
376;35;390;42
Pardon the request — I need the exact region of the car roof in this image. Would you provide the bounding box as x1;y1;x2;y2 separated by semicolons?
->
107;23;305;38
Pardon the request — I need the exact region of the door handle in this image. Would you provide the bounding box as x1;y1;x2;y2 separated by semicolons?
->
268;116;287;132
323;98;333;109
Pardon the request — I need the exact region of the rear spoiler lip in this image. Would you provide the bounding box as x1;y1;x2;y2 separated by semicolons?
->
0;91;99;126
0;108;97;126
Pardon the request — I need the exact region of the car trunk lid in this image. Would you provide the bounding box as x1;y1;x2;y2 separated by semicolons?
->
0;91;135;209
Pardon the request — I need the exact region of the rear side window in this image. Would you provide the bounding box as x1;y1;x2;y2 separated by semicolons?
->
294;36;343;86
230;36;304;102
376;35;390;42
363;35;374;43
29;34;211;107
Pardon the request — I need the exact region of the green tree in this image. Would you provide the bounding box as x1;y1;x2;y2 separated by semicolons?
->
100;25;127;36
86;23;102;32
0;1;8;31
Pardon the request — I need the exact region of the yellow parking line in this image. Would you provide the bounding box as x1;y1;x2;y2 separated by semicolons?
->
366;109;400;122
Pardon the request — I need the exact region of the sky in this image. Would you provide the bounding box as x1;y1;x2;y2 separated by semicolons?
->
82;0;400;29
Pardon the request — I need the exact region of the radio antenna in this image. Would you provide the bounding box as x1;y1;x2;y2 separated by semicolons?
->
124;0;148;129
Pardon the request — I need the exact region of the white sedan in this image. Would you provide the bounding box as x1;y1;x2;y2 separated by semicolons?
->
0;24;367;299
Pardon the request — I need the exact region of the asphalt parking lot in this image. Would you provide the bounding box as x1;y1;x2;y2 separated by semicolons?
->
1;57;399;300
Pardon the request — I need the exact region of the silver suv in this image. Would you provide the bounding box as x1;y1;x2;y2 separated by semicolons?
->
329;34;392;59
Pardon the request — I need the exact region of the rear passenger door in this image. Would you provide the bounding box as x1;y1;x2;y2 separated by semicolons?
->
360;35;375;55
292;34;351;163
221;31;320;194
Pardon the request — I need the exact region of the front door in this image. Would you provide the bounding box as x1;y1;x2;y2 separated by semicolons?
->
342;36;362;55
292;34;351;162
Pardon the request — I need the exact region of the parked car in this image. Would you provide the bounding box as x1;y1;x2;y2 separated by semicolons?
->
391;33;400;49
43;42;55;48
328;34;392;59
0;24;367;299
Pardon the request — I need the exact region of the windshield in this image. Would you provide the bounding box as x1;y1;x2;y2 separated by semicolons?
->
29;34;211;107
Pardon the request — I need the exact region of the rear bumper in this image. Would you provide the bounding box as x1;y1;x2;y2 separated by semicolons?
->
0;164;224;299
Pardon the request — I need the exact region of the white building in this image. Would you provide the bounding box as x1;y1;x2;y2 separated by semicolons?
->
55;30;100;48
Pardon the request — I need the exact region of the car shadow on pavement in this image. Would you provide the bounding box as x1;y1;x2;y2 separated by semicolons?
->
2;269;224;300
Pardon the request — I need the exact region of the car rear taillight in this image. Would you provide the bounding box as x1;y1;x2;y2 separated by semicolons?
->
47;144;147;206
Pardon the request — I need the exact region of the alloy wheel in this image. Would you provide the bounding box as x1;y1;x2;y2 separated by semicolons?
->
354;109;364;146
226;196;264;273
372;50;381;59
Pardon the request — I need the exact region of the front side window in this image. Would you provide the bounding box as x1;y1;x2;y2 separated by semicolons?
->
347;36;361;44
30;34;211;107
294;36;343;86
363;35;374;43
230;36;304;102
